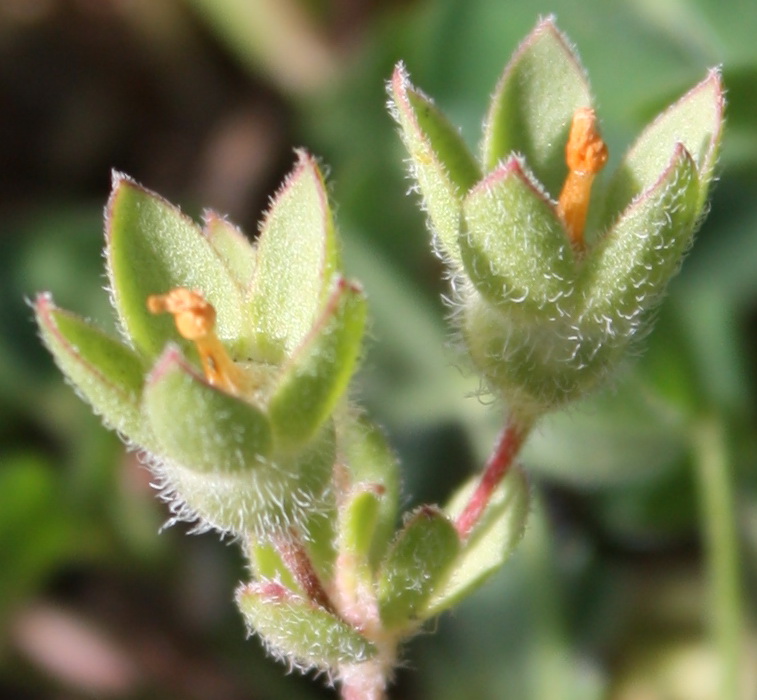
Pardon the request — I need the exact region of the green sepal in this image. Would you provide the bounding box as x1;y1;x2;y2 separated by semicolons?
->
247;507;338;590
249;151;341;363
425;467;530;618
338;413;400;566
462;293;586;415
389;64;481;267
246;495;337;588
144;348;335;537
236;581;376;670
464;147;700;416
35;294;153;448
268;277;366;451
335;488;382;608
377;506;460;629
202;210;256;290
581;144;700;342
247;542;300;592
481;17;592;194
302;498;339;584
461;157;576;319
144;347;272;472
340;488;382;563
603;71;724;222
105;173;245;358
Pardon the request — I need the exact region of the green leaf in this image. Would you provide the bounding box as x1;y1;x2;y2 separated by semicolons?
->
236;581;376;670
249;152;340;363
143;348;335;536
106;174;246;358
35;294;153;448
633;305;703;418
581;144;700;341
144;348;272;473
185;0;338;98
425;467;529;617
604;71;724;222
522;380;688;488
377;506;460;628
461;158;576;319
389;64;481;267
0;454;75;628
481;17;592;195
202;211;256;290
268;277;366;450
338;413;400;566
591;461;699;542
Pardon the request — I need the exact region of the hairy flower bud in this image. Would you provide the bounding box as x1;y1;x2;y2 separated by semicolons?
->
37;153;367;538
389;17;723;419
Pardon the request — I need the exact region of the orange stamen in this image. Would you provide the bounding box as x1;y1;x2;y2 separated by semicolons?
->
557;107;608;252
147;288;245;395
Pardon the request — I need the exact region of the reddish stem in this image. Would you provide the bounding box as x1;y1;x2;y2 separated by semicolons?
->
455;418;529;539
275;528;336;614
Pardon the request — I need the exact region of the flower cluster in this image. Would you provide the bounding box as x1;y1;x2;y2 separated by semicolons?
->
36;150;529;682
36;152;367;538
35;16;724;695
389;17;723;421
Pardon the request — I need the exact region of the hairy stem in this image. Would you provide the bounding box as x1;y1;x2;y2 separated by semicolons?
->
693;414;745;700
339;657;391;700
274;528;336;614
456;416;532;538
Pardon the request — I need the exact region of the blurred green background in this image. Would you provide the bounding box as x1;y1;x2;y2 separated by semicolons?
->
1;0;756;698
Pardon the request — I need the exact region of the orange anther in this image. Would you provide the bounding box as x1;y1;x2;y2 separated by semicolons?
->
148;288;244;394
147;288;216;341
557;107;608;252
